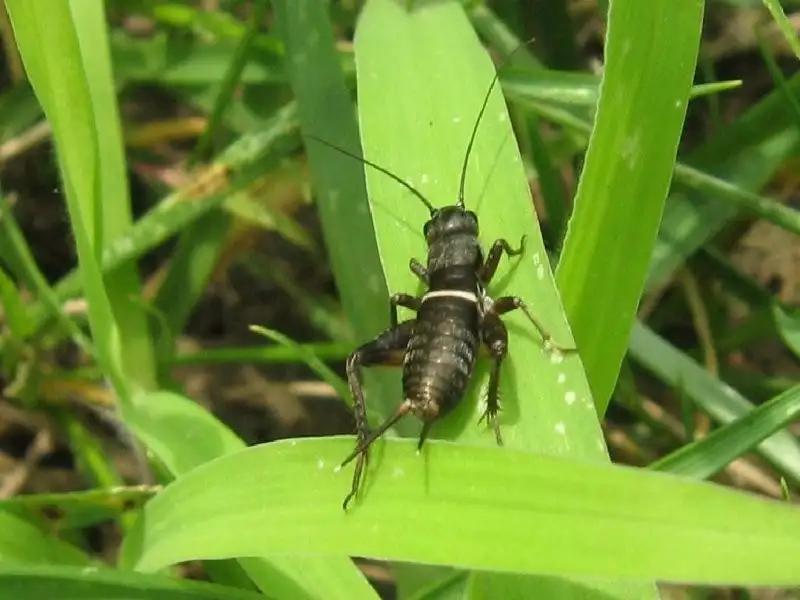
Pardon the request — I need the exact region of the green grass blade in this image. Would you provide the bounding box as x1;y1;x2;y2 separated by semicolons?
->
250;326;349;400
166;342;349;366
126;437;800;586
652;384;800;478
0;564;268;600
0;486;156;531
762;0;800;61
273;0;401;437
118;389;378;600
630;321;800;485
0;511;91;566
555;0;704;412
356;0;598;453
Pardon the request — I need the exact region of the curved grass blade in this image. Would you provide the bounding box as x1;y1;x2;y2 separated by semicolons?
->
555;0;705;412
652;383;800;479
126;437;800;586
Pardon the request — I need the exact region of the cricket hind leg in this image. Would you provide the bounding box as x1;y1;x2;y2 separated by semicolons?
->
341;320;415;510
479;312;510;445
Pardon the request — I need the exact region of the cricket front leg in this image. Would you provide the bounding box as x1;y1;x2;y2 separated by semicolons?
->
342;319;415;510
389;293;422;327
479;312;510;445
478;236;527;285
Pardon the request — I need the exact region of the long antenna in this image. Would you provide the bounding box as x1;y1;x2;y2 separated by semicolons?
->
456;38;536;209
305;134;437;216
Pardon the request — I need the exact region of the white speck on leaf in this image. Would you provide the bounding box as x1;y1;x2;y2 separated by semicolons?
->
565;391;577;405
555;422;566;435
536;264;545;280
549;349;564;364
453;116;462;124
498;112;507;122
532;252;541;266
317;459;326;470
421;173;429;184
557;373;566;384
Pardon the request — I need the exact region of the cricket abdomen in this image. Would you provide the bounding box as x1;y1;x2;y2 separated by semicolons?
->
402;295;480;421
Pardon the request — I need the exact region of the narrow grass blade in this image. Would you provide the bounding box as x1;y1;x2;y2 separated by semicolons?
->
630;321;800;485
555;0;705;412
250;326;349;401
0;486;157;531
652;384;800;479
0;564;267;600
127;437;800;586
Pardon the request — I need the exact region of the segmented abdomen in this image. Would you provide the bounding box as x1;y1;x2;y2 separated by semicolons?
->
402;297;480;420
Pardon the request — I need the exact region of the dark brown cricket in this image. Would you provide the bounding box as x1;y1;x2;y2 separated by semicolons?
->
306;44;572;510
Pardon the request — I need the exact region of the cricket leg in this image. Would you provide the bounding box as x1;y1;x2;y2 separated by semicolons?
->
342;320;415;510
389;293;421;327
479;312;510;445
491;296;574;352
478;236;527;285
409;258;429;285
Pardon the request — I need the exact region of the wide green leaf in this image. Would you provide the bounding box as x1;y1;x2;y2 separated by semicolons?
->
126;437;800;586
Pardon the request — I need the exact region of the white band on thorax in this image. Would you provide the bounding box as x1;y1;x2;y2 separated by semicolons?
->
421;290;479;304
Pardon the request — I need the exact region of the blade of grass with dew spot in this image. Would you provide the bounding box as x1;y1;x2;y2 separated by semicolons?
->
0;511;91;567
652;383;800;479
272;0;409;441
123;436;800;586
630;321;800;484
555;0;704;413
354;2;653;598
0;564;269;600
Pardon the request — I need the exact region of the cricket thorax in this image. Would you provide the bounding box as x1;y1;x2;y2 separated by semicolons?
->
424;206;481;275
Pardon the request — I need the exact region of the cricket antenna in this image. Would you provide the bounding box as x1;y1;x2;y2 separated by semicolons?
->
456;37;536;209
305;134;437;216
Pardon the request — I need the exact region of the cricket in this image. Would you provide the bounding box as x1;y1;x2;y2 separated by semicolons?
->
308;43;572;510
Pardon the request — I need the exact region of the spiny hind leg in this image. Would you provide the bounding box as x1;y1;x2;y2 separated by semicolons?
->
491;295;574;352
479;312;510;445
342;320;415;510
478;236;527;285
